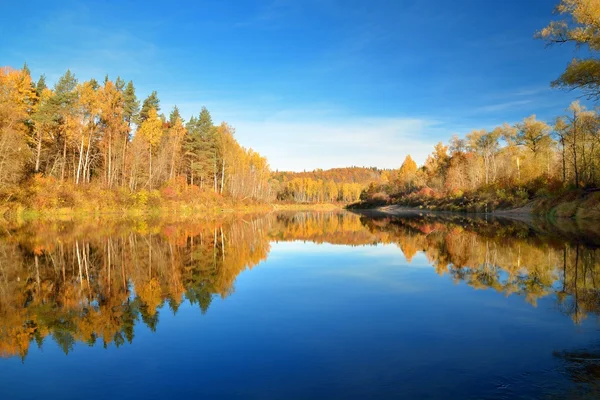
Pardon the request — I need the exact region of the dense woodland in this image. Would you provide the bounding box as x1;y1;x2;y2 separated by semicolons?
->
0;212;598;359
272;167;392;203
0;66;273;209
0;64;386;209
5;61;598;215
357;105;600;216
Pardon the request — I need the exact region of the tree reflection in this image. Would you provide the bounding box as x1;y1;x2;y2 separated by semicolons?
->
359;213;600;318
0;211;599;360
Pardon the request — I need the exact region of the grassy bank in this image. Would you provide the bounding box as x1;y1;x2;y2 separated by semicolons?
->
0;179;342;222
533;190;600;219
348;188;600;220
0;201;343;222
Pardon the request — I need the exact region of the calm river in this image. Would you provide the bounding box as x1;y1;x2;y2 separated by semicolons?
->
0;211;598;399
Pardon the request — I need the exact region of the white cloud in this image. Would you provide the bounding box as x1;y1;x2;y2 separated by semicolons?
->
161;97;479;173
474;99;533;113
230;116;449;171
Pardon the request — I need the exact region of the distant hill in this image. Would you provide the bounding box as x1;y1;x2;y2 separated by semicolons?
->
271;167;397;203
273;167;395;185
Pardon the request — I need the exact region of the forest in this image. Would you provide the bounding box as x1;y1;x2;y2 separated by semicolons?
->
355;105;600;218
0;65;383;211
0;66;273;212
3;64;599;217
272;167;391;203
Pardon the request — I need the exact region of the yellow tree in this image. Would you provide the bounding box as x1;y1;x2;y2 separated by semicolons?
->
325;180;338;202
98;80;128;188
556;101;599;186
32;86;54;174
466;129;500;186
423;142;449;191
0;66;35;189
98;80;129;187
398;154;418;191
75;80;99;185
137;108;163;188
515;115;554;180
537;0;600;99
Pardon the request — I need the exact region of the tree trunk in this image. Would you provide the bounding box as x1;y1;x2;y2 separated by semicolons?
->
35;130;43;173
61;135;67;181
107;132;112;188
148;147;152;189
573;110;579;186
122;133;128;187
76;135;84;184
561;138;566;183
190;160;194;186
83;132;92;184
214;156;217;193
220;160;225;194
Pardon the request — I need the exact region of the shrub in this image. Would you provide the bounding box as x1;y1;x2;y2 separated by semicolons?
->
575;192;600;220
553;200;580;218
134;190;149;207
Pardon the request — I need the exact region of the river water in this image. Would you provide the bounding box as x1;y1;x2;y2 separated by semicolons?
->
0;211;598;399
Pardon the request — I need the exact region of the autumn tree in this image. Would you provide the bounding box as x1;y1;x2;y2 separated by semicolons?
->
165;107;186;179
136;108;163;188
423;142;449;191
466;129;500;186
0;66;34;189
97;79;128;187
556;101;600;186
397;154;418;190
31;77;52;173
74;79;99;185
537;0;600;99
514;115;554;180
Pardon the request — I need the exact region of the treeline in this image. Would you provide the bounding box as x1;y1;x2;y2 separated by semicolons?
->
358;104;600;215
276;178;363;203
272;167;393;203
0;66;272;206
273;167;393;184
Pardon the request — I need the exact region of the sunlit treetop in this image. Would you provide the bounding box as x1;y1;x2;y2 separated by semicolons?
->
537;0;600;99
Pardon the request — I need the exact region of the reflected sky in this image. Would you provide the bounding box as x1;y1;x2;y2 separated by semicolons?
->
0;212;599;399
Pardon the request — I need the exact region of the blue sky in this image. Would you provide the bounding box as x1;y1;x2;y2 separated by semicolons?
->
0;0;584;171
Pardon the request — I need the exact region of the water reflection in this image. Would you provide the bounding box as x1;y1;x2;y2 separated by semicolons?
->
0;211;599;361
358;213;600;323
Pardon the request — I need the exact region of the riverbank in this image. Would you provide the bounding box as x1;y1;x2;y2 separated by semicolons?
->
350;205;533;222
0;200;343;223
349;189;600;220
0;176;346;221
350;204;600;246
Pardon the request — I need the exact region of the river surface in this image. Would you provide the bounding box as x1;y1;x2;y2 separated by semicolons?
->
0;211;599;399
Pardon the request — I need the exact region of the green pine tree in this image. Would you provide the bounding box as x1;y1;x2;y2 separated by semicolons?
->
138;90;160;123
123;81;140;127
